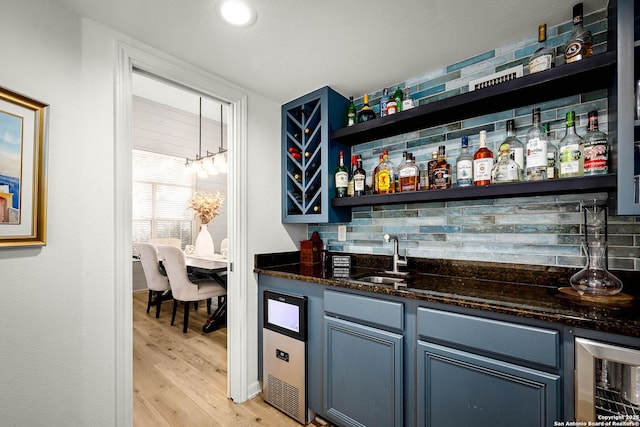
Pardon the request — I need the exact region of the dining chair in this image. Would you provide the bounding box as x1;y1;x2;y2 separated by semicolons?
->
133;242;172;318
157;244;227;333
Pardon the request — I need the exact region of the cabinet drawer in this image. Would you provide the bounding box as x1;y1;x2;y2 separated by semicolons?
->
417;308;559;368
325;290;403;332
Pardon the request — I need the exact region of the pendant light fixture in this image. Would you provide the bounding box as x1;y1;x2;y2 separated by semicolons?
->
184;97;227;178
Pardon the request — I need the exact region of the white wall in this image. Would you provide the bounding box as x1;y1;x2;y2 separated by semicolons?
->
0;0;305;424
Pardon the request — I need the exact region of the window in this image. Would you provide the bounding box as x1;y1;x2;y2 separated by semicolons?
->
132;149;194;247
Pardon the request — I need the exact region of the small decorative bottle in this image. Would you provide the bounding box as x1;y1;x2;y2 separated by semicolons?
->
473;130;494;186
456;136;474;187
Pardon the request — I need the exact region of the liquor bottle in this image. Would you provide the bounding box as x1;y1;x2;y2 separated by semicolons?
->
492;142;522;184
379;89;389;118
396;151;408;192
353;155;367;196
402;87;415;111
357;94;376;123
334;151;349;197
525;108;548;181
386;95;398;116
432;146;452;189
583;110;609;175
545;123;558;179
427;151;439;189
473;130;494;186
375;150;395;194
529;24;555;74
393;87;404;113
347;154;357;197
503;119;525;172
456;136;474;187
346;96;357;127
398;153;420;192
564;3;593;64
558;111;584;177
373;154;384;194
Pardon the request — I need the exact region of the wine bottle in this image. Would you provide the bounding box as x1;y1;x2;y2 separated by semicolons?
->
334;151;349;197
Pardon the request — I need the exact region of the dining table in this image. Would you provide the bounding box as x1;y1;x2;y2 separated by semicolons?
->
184;253;229;333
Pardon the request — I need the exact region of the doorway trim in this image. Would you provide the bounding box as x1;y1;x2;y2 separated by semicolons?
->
114;41;250;424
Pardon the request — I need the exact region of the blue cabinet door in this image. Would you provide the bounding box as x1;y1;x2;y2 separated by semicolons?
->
417;341;560;427
324;316;404;427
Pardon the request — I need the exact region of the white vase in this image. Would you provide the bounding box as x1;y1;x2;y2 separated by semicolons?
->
194;223;214;257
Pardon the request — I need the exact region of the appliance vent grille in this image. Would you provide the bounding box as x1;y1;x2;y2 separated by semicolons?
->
468;65;523;91
266;374;300;419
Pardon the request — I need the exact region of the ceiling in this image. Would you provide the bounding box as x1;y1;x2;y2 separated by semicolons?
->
58;0;608;105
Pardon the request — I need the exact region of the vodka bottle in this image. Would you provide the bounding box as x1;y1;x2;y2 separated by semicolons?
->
525;108;548;181
455;136;473;187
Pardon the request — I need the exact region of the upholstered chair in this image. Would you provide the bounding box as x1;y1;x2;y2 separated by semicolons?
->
133;242;172;318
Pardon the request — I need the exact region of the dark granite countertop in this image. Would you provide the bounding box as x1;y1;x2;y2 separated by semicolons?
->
255;252;640;338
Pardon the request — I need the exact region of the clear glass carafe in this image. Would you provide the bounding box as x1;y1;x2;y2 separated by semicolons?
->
570;202;623;295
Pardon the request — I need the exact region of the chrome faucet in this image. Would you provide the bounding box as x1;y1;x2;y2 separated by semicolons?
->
384;234;407;274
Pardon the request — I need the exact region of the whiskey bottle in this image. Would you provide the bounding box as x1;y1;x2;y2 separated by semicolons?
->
583;110;609;175
473;130;494;186
432;146;452;189
379;88;389;118
558;111;584;177
525;108;548;181
393;87;404;113
346;96;357;127
455;136;473;187
503;119;525;172
402;87;415;111
334;151;349;197
564;3;593;64
357;94;376;123
398;153;420;192
529;24;555;74
427;151;438;189
492;142;522;184
353;156;367;196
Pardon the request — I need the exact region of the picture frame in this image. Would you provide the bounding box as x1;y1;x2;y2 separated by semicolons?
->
0;86;48;247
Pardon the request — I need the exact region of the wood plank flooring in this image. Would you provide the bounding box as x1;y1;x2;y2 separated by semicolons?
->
133;290;302;427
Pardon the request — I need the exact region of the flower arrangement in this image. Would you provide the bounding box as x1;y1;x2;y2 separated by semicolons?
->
189;191;224;224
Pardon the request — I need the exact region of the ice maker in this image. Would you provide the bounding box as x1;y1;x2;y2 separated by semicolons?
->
262;290;312;425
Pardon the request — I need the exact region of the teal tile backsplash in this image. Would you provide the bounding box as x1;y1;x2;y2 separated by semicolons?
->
310;8;640;271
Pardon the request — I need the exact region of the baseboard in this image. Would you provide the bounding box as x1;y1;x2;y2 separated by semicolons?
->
246;380;261;400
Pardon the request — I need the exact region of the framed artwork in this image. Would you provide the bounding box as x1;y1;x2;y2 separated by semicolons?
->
0;86;48;247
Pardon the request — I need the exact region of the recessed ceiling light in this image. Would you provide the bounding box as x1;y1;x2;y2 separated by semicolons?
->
218;0;257;28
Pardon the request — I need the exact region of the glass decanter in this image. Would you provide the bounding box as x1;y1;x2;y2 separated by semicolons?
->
570;201;623;296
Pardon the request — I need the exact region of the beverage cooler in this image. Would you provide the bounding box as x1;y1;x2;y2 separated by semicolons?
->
262;290;312;425
575;337;640;422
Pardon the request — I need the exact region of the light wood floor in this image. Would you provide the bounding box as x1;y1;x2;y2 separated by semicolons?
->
133;290;301;427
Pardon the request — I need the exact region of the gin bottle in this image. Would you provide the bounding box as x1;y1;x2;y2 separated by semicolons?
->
583;110;609;175
379;88;389;118
529;24;555;74
564;3;593;63
525;108;548;181
558;111;584;177
455;136;473;187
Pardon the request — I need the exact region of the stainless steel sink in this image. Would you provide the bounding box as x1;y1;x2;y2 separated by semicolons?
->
356;275;407;289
